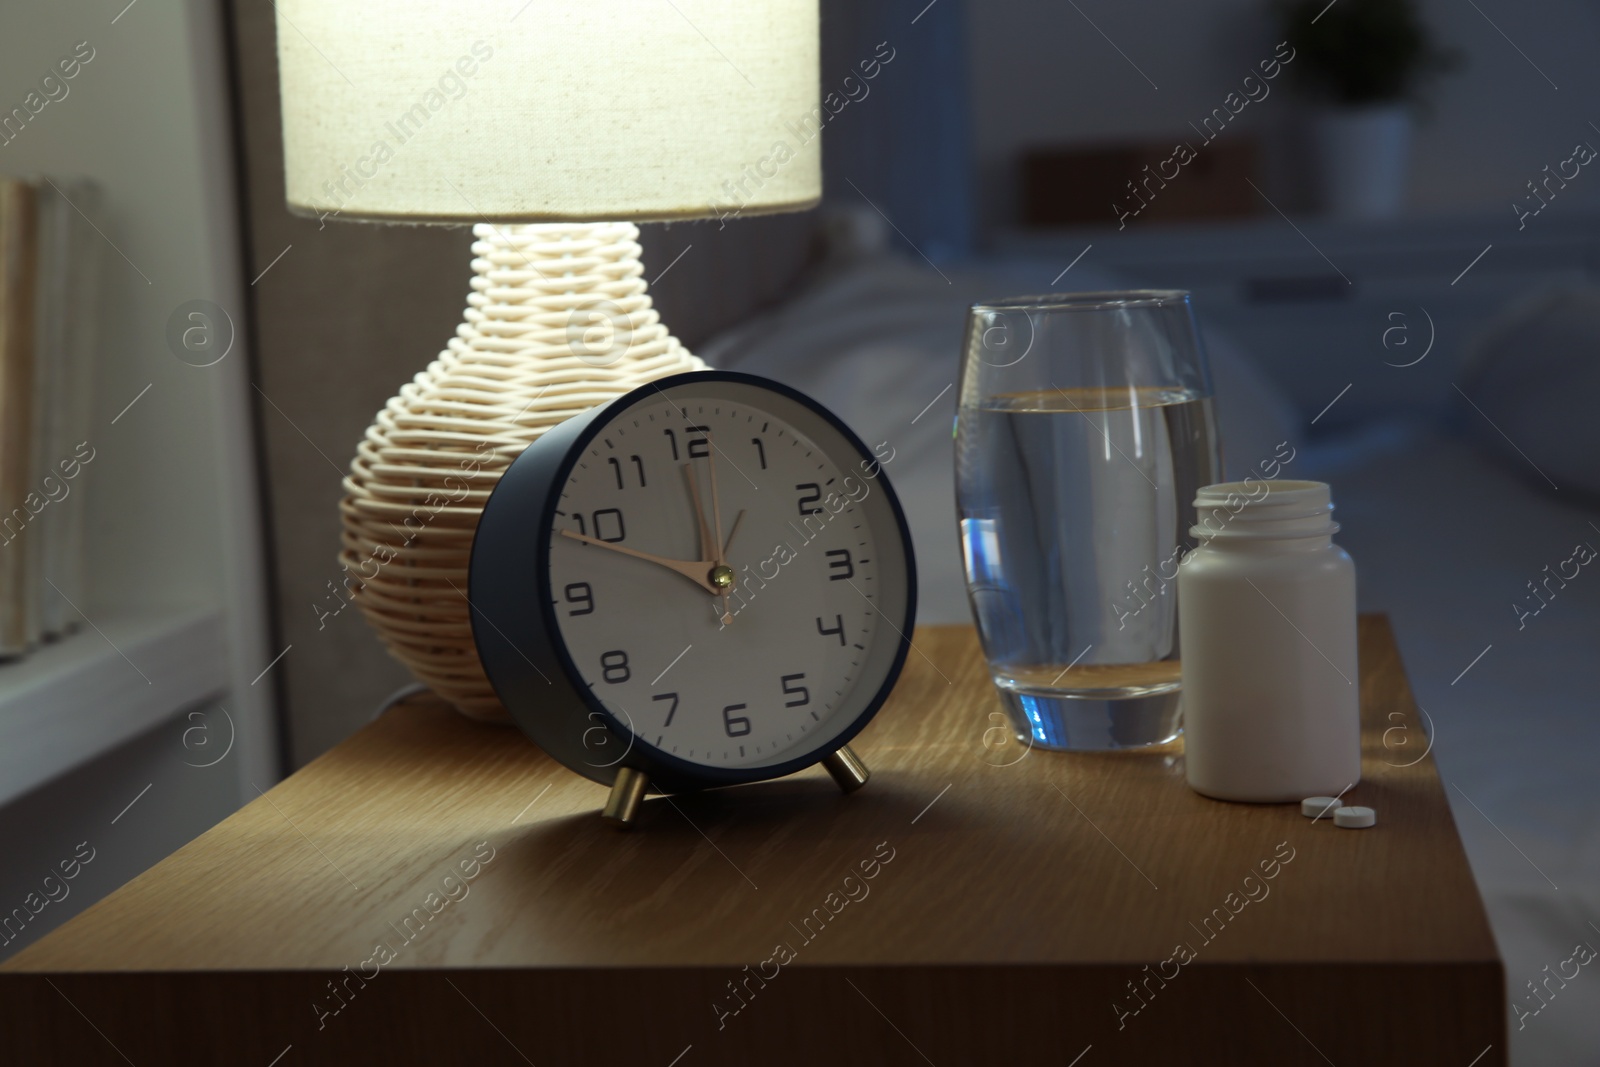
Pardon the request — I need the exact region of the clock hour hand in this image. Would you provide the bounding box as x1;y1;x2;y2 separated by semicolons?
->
702;434;739;625
558;529;721;595
683;463;716;563
685;461;738;624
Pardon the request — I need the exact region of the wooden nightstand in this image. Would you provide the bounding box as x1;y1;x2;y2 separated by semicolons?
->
0;616;1504;1065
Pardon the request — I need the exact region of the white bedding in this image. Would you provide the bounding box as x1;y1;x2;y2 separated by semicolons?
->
702;251;1600;1064
702;253;1303;626
1306;421;1600;1064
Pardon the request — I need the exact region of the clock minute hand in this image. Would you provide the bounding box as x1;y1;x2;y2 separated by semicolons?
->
558;529;720;595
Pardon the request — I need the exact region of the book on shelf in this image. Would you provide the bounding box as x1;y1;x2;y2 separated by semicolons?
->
0;175;102;660
0;179;39;658
35;179;101;641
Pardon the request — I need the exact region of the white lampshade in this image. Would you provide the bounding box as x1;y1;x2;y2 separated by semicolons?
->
275;0;821;223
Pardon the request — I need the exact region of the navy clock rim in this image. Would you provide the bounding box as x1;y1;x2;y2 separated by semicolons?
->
468;369;918;794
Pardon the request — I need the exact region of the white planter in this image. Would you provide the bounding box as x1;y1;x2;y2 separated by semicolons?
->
1310;105;1413;220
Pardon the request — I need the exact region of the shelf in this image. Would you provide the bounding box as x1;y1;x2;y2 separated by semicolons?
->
0;607;229;807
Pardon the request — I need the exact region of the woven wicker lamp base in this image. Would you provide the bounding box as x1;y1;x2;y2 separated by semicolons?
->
339;221;704;722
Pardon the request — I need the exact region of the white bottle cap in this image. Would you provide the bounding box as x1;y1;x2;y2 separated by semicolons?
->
1191;480;1338;541
1301;796;1344;819
1334;805;1376;828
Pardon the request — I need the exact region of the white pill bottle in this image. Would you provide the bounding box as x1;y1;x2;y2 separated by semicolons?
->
1177;480;1360;802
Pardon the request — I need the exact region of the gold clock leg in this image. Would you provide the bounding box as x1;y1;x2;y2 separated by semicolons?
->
601;767;650;828
821;745;870;794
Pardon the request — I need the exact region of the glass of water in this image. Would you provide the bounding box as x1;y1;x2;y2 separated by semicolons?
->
956;290;1221;751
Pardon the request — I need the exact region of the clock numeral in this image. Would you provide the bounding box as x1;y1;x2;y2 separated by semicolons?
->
608;454;646;489
722;703;751;737
653;691;679;727
825;548;854;581
751;437;767;470
664;426;712;461
781;673;810;708
563;582;594;616
686;425;711;459
599;650;631;684
816;614;846;646
796;482;824;516
575;508;625;543
569;511;625;542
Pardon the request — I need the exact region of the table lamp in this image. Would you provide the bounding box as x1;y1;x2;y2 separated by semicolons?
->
274;1;821;720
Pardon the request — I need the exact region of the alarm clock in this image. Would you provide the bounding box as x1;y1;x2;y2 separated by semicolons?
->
469;370;917;827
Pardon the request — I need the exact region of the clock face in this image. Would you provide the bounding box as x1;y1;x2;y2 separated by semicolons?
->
543;377;912;775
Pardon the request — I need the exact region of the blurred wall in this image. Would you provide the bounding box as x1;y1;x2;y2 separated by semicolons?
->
969;0;1600;227
817;0;975;261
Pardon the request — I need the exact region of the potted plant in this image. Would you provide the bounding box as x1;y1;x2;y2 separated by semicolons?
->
1280;0;1458;218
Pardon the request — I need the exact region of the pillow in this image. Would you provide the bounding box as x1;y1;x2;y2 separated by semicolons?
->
1459;285;1600;497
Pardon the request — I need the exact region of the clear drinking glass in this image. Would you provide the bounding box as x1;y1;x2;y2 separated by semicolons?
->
956;290;1221;751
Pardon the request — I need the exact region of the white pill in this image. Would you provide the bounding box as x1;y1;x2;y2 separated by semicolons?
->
1334;805;1376;828
1301;797;1344;819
